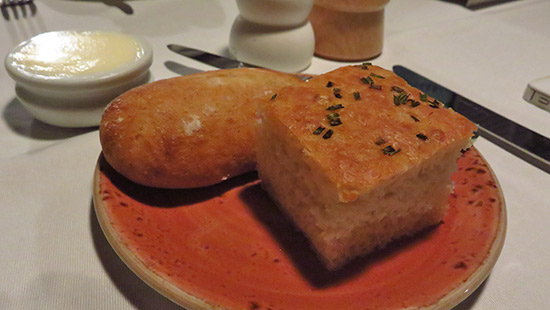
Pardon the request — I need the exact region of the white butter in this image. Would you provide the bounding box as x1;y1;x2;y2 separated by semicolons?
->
8;31;144;78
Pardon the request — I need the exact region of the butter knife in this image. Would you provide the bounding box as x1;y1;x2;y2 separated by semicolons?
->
167;44;258;69
393;65;550;174
164;60;204;76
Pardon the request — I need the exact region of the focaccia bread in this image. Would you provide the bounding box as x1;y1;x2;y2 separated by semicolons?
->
100;68;303;188
256;64;477;270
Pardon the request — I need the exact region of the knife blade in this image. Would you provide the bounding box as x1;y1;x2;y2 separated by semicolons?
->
393;65;550;174
164;60;204;76
167;44;259;69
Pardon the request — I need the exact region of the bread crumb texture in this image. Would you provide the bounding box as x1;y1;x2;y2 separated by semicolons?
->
256;64;477;270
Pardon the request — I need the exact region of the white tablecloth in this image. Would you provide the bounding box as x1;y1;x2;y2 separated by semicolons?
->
1;0;549;309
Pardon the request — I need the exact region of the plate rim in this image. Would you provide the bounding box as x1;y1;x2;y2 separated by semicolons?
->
93;154;216;310
422;148;507;310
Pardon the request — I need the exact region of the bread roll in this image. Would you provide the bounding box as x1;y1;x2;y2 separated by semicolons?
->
256;64;477;270
100;68;303;188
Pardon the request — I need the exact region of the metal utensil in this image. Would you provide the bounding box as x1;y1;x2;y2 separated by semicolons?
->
167;44;258;69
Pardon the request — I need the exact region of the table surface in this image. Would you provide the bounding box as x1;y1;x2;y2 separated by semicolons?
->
1;0;549;309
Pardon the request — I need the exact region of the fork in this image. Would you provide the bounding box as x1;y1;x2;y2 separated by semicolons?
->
1;0;33;6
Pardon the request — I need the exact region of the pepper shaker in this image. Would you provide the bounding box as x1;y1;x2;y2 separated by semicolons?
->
309;0;390;61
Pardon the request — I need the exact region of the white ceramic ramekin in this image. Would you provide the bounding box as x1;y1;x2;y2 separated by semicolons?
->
229;16;315;73
4;30;153;128
236;0;314;27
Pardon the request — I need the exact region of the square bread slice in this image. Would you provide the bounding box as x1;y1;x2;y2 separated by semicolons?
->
255;64;477;270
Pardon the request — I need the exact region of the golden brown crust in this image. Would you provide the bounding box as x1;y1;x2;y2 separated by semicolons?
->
100;68;303;188
261;65;477;201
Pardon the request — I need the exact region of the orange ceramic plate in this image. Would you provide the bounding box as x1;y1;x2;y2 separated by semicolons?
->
93;147;506;310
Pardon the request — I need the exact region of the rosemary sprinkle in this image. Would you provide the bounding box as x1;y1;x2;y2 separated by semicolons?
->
357;62;372;69
394;92;409;106
392;86;405;93
416;133;428;141
323;129;333;139
327;112;340;120
313;126;325;135
409;100;421;107
330;118;342;126
382;145;401;156
360;76;374;85
326;104;344;111
429;100;440;108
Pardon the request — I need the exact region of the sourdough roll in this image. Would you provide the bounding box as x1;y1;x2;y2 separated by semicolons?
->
256;64;477;270
100;68;303;188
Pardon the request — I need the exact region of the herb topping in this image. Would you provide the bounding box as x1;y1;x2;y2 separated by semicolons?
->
429;100;441;108
409;100;421;107
327;112;340;120
327;104;344;111
330;118;342;126
392;86;405;93
382;145;401;156
356;62;372;70
416;133;428;141
326;112;342;126
322;129;333;139
370;72;385;79
394;92;409;106
313;126;325;135
360;76;374;85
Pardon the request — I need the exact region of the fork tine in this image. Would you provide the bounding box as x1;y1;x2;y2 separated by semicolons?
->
1;0;33;6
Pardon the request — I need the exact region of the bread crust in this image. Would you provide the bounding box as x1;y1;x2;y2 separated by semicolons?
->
100;68;303;188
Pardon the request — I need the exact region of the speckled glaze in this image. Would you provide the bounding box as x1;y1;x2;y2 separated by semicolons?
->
94;147;505;310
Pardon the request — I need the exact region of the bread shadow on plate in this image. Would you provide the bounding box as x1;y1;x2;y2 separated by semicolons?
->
98;154;259;208
239;182;440;288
